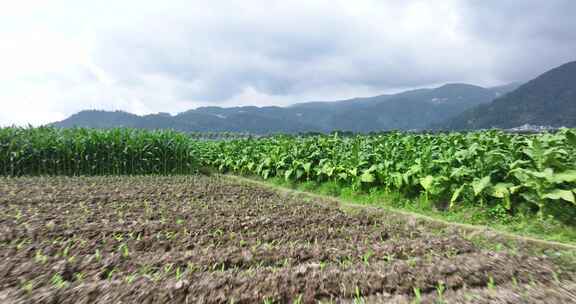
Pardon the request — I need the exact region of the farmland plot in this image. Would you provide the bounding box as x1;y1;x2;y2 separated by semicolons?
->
0;176;575;303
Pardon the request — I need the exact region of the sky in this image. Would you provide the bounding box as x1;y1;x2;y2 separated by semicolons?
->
0;0;575;126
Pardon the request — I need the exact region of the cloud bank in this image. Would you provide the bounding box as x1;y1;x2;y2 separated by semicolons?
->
1;0;575;126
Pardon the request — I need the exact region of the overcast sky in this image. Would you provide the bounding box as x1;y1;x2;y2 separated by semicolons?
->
1;0;575;126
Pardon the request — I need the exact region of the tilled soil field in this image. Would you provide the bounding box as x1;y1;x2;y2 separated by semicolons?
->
0;176;575;303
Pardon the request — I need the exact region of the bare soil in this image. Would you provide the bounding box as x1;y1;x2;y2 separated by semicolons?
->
0;175;575;303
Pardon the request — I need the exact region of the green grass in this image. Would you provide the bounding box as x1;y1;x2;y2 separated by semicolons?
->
266;177;576;245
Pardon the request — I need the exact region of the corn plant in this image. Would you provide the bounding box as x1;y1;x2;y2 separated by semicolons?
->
0;127;200;176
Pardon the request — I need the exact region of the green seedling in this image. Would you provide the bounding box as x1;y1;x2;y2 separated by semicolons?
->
353;286;364;304
35;250;48;264
175;267;184;281
293;295;303;304
361;250;373;266
21;280;34;293
94;249;102;262
125;273;137;283
51;274;68;289
487;276;495;290
436;281;446;303
74;272;86;282
118;243;130;258
412;287;421;304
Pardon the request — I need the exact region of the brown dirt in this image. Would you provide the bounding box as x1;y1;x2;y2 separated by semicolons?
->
0;175;575;303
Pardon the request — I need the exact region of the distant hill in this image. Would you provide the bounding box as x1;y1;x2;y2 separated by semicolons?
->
439;61;576;130
52;83;517;134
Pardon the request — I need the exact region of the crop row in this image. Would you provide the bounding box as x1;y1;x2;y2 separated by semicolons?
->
1;127;575;219
205;130;576;219
0;127;200;175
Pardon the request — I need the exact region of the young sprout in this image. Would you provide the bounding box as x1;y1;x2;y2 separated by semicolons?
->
21;280;34;293
35;250;48;264
383;253;395;263
412;287;421;304
293;295;303;304
16;239;29;251
186;262;199;272
436;281;446;303
74;272;86;282
175;267;184;281
118;243;130;258
62;245;71;258
164;263;174;274
361;250;373;266
125;273;138;284
51;274;68;289
113;233;124;242
105;268;117;280
14;209;22;221
487;276;495;290
94;248;102;262
353;286;364;304
552;270;561;283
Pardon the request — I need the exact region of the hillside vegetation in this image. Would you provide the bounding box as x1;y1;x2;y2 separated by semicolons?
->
51;83;513;133
441;61;576;129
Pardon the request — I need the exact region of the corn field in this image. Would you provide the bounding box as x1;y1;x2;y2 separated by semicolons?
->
0;127;200;176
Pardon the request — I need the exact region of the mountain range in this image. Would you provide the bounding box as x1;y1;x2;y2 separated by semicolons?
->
51;82;519;133
51;60;576;133
439;61;576;130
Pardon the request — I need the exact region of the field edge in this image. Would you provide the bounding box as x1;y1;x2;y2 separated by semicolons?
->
221;174;576;253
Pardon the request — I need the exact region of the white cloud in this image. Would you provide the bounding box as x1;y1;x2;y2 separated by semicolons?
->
0;0;574;126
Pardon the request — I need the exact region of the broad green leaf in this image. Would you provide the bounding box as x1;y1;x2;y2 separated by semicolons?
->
262;169;270;180
543;189;575;204
449;185;465;209
349;168;358;177
566;130;576;146
509;185;523;194
322;164;335;177
472;176;491;197
520;192;539;204
490;182;513;210
450;167;471;178
420;175;434;192
366;164;378;172
489;183;513;199
531;168;554;180
296;169;304;180
551;170;576;183
284;169;293;181
303;162;312;174
360;171;375;183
